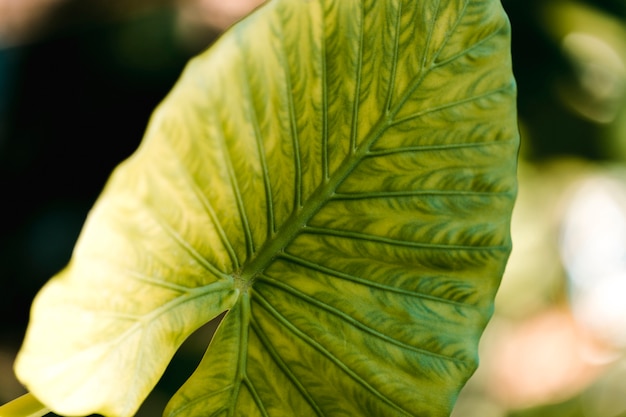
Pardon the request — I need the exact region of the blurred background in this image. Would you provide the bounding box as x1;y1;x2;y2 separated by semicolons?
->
1;0;626;416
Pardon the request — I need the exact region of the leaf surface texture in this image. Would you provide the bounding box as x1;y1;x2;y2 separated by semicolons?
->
15;0;519;416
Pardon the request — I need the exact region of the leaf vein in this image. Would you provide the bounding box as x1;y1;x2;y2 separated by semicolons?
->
250;319;325;416
252;291;413;416
229;293;251;416
258;275;466;363
384;1;402;112
301;226;508;251
238;47;275;236
277;26;303;209
433;22;509;68
208;113;256;258
420;0;441;71
150;210;230;280
390;85;513;127
159;136;241;270
367;138;518;156
279;252;473;308
321;8;329;180
350;4;365;151
79;257;191;292
430;0;469;64
48;281;235;378
331;189;509;200
243;377;270;417
168;387;233;417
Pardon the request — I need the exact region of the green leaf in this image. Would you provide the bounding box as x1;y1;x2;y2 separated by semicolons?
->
15;0;518;416
0;393;49;417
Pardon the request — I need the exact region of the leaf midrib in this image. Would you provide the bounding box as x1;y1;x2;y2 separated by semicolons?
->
238;110;393;286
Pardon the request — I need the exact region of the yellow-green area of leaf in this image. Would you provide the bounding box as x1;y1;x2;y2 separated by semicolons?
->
14;0;519;416
0;393;49;417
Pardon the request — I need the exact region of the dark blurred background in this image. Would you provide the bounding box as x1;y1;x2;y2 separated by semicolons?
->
2;0;626;416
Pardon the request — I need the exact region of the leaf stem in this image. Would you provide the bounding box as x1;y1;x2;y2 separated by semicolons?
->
0;393;50;417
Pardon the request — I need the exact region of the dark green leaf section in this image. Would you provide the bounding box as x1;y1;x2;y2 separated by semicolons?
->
15;0;517;416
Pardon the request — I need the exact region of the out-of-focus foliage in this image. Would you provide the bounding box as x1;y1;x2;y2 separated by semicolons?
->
506;0;626;161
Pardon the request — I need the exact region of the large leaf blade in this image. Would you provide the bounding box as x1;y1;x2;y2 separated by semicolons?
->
15;0;518;416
